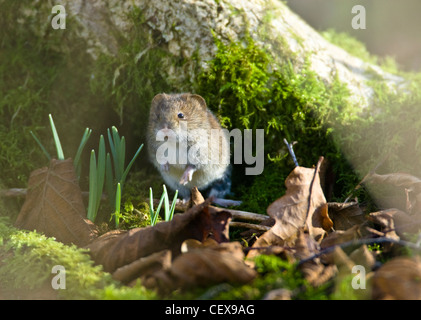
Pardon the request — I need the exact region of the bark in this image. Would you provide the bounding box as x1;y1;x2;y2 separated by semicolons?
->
59;0;406;110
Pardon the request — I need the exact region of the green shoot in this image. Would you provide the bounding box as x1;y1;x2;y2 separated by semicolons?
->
113;183;122;228
149;185;178;226
49;114;65;160
87;150;97;222
121;143;144;185
168;189;178;222
106;126;143;207
73;128;92;179
29;131;51;161
87;135;106;222
30;115;92;179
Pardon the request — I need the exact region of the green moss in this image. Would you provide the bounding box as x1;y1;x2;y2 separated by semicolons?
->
0;1;119;191
213;255;328;300
0;218;113;299
195;33;358;208
0;217;159;299
91;6;175;142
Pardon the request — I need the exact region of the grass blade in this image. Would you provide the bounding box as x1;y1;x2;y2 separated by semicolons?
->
73;128;92;178
95;135;106;215
49;114;64;160
111;126;122;181
121;144;143;186
30;130;51;161
119;136;126;182
155;191;166;225
149;187;154;225
114;183;121;228
87;150;97;221
163;185;170;221
169;190;178;221
105;153;115;207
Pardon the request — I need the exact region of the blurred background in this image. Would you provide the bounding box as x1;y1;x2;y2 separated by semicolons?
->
286;0;421;71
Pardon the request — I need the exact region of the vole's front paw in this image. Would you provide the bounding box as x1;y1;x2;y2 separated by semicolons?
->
179;165;196;185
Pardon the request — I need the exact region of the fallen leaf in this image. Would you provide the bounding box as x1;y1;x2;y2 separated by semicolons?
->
14;159;98;246
320;225;362;250
319;203;333;231
365;172;421;214
262;288;292;300
368;208;421;237
145;241;256;292
267;157;327;243
372;256;421;300
327;202;365;231
349;245;376;271
191;187;205;205
367;209;401;241
295;231;335;287
112;250;172;284
86;199;232;272
247;158;328;259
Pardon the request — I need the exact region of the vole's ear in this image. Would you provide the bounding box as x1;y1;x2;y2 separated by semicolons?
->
151;93;167;109
189;94;207;110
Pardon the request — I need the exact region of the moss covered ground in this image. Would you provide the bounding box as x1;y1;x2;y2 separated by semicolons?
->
1;2;421;300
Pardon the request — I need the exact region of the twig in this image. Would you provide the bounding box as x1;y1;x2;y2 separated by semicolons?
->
224;208;270;222
0;188;27;197
284;138;299;167
0;188;107;201
298;236;421;266
229;222;271;232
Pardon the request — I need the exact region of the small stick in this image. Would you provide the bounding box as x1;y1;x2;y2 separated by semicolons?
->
224;208;269;222
284;138;299;167
298;236;421;266
0;188;108;201
229;221;271;232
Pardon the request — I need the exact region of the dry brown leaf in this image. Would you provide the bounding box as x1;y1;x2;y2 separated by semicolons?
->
372;256;421;300
14;159;98;246
320;225;362;250
366;172;421;214
86;199;232;272
349;245;376;271
367;209;402;241
295;231;335;287
146;241;256;292
327;202;365;231
368;208;421;237
267;157;327;243
112;250;172;284
319;203;333;231
262;288;292;300
247;158;328;259
191;186;205;205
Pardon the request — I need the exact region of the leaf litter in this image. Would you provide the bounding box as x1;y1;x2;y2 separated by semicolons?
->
9;156;421;299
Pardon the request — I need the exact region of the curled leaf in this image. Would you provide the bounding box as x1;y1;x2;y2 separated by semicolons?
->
15;159;98;246
86;199;232;272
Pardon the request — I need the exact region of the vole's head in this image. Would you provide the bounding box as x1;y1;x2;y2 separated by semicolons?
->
148;93;209;137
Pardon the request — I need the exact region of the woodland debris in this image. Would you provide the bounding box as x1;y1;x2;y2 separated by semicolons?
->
14;158;98;247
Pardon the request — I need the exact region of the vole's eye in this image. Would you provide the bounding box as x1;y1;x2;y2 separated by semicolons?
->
177;112;184;119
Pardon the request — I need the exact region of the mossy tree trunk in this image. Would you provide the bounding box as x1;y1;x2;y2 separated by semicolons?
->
63;0;405;110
